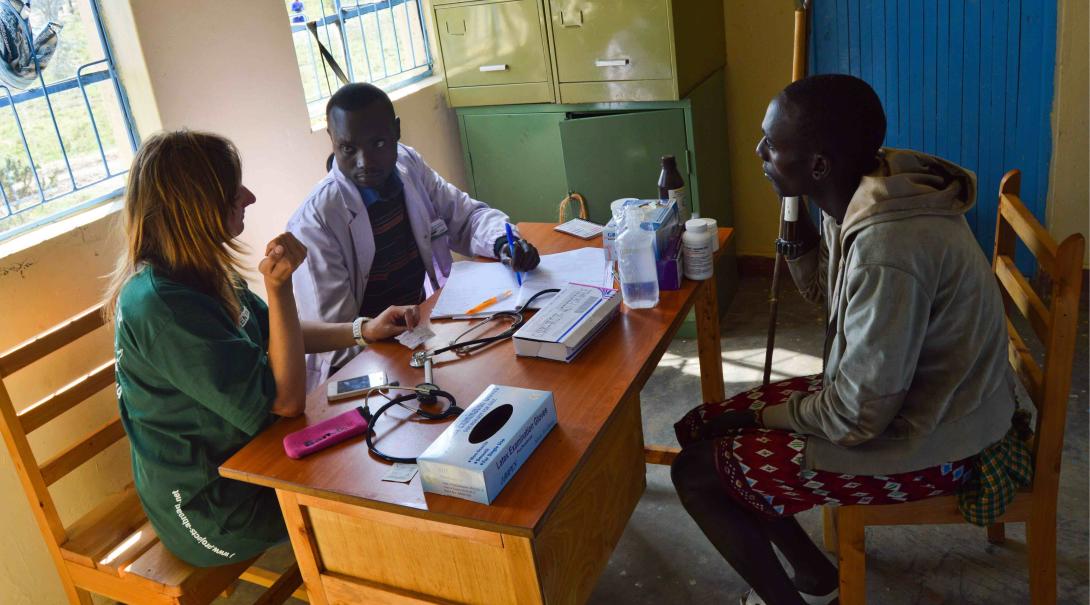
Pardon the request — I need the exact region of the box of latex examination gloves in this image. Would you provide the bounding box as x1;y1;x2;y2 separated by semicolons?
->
606;198;679;261
417;385;557;505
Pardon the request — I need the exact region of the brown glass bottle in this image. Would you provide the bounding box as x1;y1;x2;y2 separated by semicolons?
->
658;155;689;221
658;155;684;195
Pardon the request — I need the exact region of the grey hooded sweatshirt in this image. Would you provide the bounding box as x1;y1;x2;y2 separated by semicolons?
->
762;148;1015;475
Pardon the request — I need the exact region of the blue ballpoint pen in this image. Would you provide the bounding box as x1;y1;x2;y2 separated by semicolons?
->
505;222;522;286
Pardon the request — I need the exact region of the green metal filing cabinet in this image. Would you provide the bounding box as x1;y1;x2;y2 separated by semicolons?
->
433;0;555;106
433;0;725;106
456;70;737;324
434;0;735;325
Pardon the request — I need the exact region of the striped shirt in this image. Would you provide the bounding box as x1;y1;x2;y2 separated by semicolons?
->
358;186;426;318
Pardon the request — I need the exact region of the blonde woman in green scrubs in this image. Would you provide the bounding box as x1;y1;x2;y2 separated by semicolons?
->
103;131;418;567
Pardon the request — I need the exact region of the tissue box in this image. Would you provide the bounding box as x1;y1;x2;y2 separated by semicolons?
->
417;385;557;505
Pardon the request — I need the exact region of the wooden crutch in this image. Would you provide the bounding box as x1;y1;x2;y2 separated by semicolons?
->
762;1;810;385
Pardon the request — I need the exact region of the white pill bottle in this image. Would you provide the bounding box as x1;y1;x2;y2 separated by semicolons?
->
682;218;714;280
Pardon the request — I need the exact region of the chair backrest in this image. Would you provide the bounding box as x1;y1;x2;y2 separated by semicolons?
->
993;169;1085;496
0;303;119;549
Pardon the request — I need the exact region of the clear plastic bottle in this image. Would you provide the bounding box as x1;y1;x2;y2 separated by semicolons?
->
616;209;660;309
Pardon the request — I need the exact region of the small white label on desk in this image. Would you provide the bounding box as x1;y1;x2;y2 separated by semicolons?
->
554;218;604;239
396;325;435;350
382;463;419;483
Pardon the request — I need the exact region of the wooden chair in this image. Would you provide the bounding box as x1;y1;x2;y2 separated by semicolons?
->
0;304;306;604
824;169;1085;604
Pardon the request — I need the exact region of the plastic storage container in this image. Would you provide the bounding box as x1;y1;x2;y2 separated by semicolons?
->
616;210;660;308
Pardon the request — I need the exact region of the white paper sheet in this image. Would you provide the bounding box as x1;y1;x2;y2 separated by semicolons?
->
515;247;607;307
430;248;607;319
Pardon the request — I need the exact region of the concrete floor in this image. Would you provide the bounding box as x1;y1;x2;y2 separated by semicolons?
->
218;273;1089;605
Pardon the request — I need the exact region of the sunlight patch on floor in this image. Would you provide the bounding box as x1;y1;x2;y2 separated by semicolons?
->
658;348;823;383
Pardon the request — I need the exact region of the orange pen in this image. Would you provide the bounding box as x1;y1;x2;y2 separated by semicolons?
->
464;290;512;315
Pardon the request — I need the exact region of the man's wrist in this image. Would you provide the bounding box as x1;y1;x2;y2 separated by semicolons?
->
777;236;818;261
352;317;372;348
493;234;509;259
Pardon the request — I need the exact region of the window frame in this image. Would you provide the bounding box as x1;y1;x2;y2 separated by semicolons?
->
0;0;139;243
287;0;434;122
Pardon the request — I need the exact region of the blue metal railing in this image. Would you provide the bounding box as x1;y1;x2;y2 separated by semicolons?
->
0;0;137;241
289;0;432;109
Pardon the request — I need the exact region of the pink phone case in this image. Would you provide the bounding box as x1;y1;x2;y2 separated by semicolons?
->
283;407;369;459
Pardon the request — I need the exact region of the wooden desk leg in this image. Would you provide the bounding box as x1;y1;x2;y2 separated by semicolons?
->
695;276;725;403
277;489;329;605
643;276;725;467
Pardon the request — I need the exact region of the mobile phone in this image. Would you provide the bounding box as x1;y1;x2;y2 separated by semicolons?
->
282;407;369;459
327;371;389;401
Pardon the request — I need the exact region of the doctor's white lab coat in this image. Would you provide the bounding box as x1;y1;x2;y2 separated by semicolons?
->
288;143;513;391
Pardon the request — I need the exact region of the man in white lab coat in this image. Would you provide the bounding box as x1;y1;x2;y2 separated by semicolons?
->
288;83;541;391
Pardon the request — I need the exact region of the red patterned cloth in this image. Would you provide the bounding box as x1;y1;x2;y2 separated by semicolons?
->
674;375;974;517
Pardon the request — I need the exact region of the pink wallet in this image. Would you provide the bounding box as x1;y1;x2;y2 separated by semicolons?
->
283;407;370;459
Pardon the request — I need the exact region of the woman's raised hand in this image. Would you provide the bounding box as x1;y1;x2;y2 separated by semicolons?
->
259;233;308;289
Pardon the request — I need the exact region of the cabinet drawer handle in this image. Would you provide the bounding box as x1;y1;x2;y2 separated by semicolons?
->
595;59;630;68
560;9;583;27
444;20;466;36
479;64;509;72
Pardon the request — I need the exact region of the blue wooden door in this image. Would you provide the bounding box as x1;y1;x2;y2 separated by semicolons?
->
810;0;1058;253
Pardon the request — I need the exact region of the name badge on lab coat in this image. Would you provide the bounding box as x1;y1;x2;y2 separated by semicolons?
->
429;219;448;240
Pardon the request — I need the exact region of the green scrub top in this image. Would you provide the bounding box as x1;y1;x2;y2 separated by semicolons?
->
114;265;287;567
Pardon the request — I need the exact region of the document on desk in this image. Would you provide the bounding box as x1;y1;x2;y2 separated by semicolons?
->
431;247;607;319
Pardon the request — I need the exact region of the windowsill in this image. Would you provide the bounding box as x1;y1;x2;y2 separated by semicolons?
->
0;196;124;261
308;74;446;133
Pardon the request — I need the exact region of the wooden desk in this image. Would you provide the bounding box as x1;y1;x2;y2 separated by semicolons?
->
221;223;733;604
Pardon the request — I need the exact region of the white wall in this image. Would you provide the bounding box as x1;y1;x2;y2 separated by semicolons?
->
0;1;466;602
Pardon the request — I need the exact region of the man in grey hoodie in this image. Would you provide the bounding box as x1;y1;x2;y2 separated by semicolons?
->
671;75;1016;605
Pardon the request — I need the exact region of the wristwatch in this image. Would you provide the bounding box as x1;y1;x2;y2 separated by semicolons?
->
351;316;372;348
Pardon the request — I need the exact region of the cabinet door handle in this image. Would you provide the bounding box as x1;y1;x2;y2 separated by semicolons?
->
560;9;583;27
445;20;466;36
479;64;509;72
595;59;630;67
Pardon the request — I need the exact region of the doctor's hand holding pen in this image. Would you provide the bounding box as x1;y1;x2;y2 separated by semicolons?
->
493;230;541;274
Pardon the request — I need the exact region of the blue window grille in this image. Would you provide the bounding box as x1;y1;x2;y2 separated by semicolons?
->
0;0;137;242
286;0;432;126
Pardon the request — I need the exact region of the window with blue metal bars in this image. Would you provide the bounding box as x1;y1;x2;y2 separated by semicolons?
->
0;0;137;242
286;0;432;128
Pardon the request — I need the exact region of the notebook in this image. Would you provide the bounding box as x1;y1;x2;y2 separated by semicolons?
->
431;247;607;319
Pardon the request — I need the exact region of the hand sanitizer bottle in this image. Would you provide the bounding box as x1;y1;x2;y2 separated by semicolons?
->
616;209;660;309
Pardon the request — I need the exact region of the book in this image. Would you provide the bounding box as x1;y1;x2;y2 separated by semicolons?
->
512;283;621;362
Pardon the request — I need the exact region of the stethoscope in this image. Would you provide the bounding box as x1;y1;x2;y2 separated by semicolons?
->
367;288;560;464
408;287;559;372
361;385;461;464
